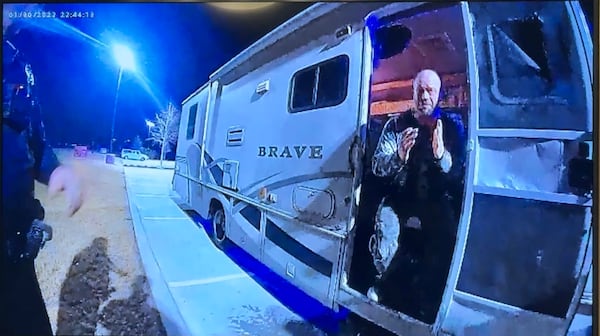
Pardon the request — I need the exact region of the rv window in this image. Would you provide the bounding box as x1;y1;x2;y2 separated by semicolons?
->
491;15;552;98
291;68;317;110
316;56;350;106
186;103;198;140
458;194;587;318
289;55;350;113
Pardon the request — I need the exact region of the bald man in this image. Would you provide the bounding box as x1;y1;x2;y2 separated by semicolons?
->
367;69;466;323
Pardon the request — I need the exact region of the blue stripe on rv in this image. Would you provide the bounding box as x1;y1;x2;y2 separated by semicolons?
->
230;203;335;278
265;218;333;277
239;205;261;230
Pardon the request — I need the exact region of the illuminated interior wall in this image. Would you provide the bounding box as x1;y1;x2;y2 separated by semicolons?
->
370;73;469;115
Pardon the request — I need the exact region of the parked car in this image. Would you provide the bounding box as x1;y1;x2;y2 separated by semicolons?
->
121;149;149;161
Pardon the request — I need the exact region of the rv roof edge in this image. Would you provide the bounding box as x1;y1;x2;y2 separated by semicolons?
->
209;2;342;81
367;1;427;21
181;82;210;106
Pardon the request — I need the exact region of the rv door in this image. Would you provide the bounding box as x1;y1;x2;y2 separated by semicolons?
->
186;85;211;212
439;2;593;335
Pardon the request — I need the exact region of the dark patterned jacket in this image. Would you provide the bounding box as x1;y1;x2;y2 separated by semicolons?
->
371;107;466;204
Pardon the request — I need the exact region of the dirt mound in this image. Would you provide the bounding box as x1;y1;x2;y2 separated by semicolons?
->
55;237;166;336
100;276;165;336
56;237;112;335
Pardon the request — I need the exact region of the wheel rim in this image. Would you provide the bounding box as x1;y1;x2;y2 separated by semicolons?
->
213;210;226;242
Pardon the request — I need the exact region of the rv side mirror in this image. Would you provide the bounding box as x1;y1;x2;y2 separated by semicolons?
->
375;24;412;59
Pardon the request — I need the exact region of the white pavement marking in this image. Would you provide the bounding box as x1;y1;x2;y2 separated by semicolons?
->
133;194;171;198
168;273;250;288
143;216;189;220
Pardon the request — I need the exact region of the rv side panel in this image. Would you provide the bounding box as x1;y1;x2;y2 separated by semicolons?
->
202;23;365;307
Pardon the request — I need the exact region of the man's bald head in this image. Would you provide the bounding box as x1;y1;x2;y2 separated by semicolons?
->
413;69;442;116
413;70;441;90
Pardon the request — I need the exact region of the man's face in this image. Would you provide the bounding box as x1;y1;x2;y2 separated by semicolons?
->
413;73;441;116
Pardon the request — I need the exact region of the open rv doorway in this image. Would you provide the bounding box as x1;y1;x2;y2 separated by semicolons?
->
340;1;592;335
347;2;470;326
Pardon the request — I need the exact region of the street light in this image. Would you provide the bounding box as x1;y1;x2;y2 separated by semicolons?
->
112;44;136;71
109;43;136;153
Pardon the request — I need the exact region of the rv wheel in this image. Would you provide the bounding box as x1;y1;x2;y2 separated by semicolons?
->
212;208;227;249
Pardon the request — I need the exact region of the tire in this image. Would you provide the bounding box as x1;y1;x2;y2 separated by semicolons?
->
124;156;129;160
212;208;227;249
140;157;146;161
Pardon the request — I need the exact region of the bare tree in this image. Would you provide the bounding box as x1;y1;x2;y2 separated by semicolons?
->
132;135;143;150
148;101;181;168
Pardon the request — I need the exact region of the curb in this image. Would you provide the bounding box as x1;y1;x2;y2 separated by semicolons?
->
122;164;175;170
123;169;192;336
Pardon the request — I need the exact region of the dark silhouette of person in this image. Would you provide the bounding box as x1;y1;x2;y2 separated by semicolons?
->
2;8;85;335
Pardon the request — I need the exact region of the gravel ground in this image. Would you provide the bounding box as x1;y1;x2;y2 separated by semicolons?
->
34;149;166;335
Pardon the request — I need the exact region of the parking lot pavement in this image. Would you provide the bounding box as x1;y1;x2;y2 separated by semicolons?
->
123;167;322;336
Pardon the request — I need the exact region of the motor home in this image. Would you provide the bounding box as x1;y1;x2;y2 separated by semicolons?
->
173;2;593;335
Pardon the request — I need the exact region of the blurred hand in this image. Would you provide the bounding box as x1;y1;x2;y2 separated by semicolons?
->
48;165;84;216
398;127;418;163
432;119;445;159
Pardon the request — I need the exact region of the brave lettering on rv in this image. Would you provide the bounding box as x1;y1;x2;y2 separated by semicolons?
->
258;146;323;159
295;146;307;158
281;146;292;158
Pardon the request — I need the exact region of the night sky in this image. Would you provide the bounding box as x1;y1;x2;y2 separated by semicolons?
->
4;1;594;148
5;3;311;147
